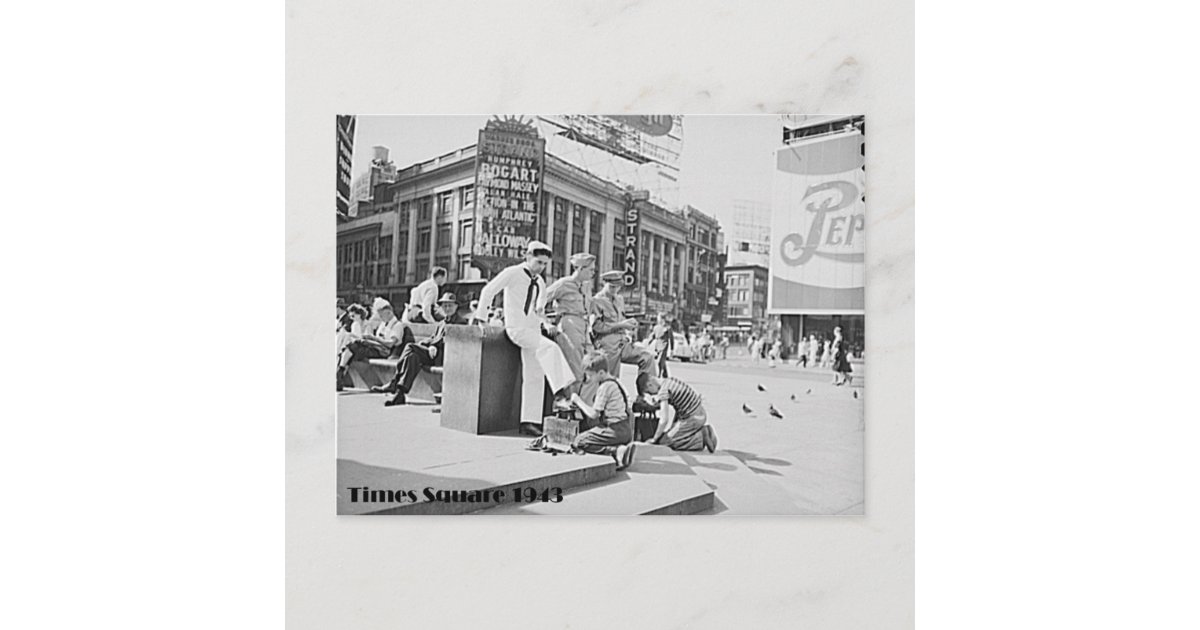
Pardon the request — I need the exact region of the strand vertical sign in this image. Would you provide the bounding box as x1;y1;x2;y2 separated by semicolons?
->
336;115;356;217
769;124;866;313
472;117;545;273
622;194;647;287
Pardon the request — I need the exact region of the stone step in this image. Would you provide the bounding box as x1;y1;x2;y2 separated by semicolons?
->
674;450;802;515
338;450;616;515
479;445;714;515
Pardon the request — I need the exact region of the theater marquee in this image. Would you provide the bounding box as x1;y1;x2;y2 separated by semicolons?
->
472;116;546;271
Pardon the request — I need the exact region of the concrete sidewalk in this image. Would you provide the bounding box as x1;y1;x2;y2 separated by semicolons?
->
337;359;864;515
690;355;866;378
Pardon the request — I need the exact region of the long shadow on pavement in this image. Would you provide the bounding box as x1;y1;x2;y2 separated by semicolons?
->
724;449;793;477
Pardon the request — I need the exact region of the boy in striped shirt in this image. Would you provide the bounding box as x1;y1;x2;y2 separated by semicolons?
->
643;376;718;453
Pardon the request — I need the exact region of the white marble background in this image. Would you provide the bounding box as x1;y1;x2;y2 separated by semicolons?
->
287;1;913;627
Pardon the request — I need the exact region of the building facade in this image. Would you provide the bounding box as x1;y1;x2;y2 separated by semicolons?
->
681;206;723;330
727;199;771;267
336;139;724;328
770;114;866;357
346;146;398;218
723;264;769;333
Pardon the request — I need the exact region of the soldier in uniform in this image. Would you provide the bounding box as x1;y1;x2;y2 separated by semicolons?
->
590;270;657;402
544;252;596;400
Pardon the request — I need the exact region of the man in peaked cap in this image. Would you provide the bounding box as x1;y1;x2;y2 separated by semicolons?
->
544;252;596;400
474;241;577;436
590;269;657;403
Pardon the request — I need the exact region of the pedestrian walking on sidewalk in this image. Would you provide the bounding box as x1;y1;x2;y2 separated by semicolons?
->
651;313;674;378
832;327;853;386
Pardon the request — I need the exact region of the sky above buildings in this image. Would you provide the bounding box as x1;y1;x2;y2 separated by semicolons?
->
348;115;780;231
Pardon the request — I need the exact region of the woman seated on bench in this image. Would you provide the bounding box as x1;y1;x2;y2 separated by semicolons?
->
337;301;412;392
336;304;368;357
371;293;459;406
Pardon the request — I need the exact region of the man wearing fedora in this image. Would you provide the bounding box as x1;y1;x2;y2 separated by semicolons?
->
474;241;577;436
371;292;459;406
591;269;657;402
544;251;596;399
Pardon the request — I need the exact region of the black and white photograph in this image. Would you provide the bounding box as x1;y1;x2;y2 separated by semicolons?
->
38;0;1200;628
335;114;867;515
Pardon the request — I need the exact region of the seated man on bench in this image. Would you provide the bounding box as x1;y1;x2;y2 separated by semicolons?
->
337;300;411;391
370;293;458;407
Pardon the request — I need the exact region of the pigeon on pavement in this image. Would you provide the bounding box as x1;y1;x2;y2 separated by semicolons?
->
756;384;766;392
790;394;796;402
742;404;753;414
806;388;812;395
853;390;859;399
768;404;784;419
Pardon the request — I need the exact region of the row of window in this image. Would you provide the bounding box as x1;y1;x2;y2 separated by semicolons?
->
688;224;717;248
726;306;764;319
338;262;391;287
728;289;753;303
340;190;724;298
337;236;393;266
377;185;476;225
726;273;763;288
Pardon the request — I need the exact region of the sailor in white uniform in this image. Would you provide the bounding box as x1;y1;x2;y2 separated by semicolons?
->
474;241;577;436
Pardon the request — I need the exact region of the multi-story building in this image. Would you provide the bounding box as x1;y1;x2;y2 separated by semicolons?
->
728;199;771;267
723;264;769;333
336;138;724;328
681;205;723;330
346;145;398;219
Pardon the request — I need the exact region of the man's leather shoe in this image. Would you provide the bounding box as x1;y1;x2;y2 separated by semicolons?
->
384;392;406;407
519;422;543;437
